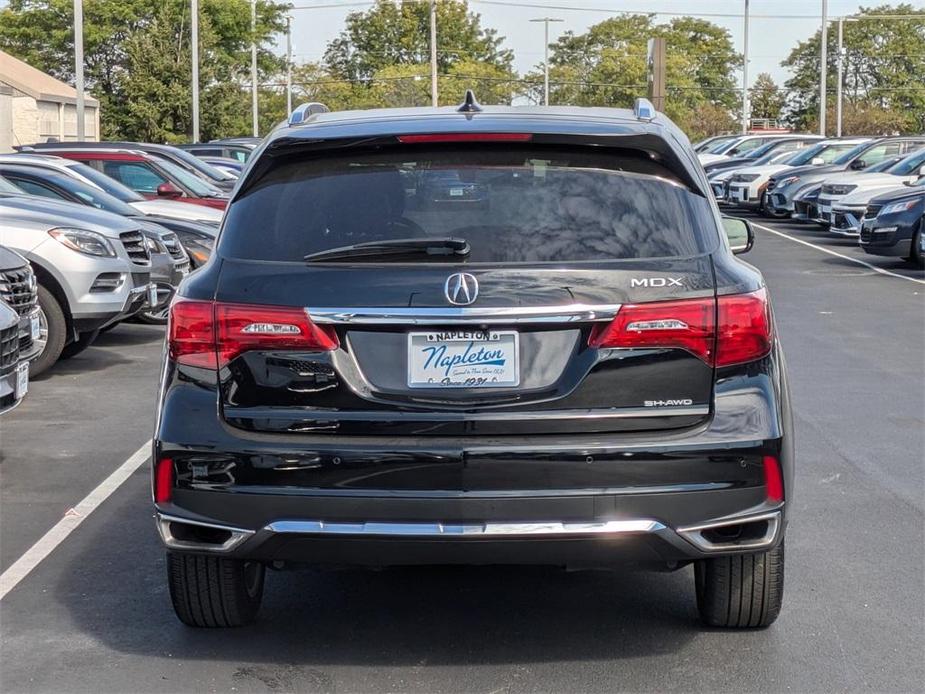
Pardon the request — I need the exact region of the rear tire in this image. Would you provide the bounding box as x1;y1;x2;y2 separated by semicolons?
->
695;542;784;628
166;553;265;627
909;222;924;268
59;329;100;360
30;285;67;377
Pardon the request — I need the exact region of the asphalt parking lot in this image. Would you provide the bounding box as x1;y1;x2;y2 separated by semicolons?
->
1;218;923;693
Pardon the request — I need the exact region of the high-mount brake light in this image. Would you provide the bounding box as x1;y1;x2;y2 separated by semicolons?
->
588;288;772;368
168;300;338;369
397;133;533;143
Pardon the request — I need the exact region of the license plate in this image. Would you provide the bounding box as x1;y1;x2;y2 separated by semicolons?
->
147;283;158;307
449;188;464;196
818;205;830;216
15;361;28;400
407;330;519;388
735;188;746;201
30;314;40;341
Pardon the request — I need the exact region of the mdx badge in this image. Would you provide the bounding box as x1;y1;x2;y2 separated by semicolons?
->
631;277;684;288
445;272;479;305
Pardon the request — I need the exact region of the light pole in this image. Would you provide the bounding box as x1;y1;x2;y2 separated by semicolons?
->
430;0;438;107
819;0;828;135
73;0;85;140
741;0;750;134
285;16;292;115
836;16;859;137
191;0;200;143
530;17;563;106
251;0;258;136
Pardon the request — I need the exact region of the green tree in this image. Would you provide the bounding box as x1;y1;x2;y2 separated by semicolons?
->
319;0;517;106
526;15;741;122
749;72;786;121
781;4;925;133
0;0;288;140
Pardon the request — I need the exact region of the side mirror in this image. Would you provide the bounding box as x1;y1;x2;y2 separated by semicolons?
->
811;157;825;165
722;217;754;255
850;159;867;170
918;164;925;176
156;182;182;199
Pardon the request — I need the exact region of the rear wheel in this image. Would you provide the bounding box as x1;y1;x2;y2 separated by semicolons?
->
166;553;265;627
59;329;100;360
909;222;924;268
694;542;784;628
30;285;66;377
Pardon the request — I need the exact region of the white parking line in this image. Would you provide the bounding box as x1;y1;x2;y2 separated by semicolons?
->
751;221;925;286
0;440;151;601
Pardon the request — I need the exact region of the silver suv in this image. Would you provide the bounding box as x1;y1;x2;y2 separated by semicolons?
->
0;193;155;375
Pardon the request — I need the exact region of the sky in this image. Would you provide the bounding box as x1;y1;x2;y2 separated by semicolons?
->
281;0;925;89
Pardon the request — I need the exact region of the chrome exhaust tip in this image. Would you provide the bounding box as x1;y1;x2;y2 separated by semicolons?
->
676;510;781;553
156;513;253;553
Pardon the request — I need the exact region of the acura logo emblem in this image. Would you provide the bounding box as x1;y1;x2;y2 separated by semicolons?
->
444;272;478;305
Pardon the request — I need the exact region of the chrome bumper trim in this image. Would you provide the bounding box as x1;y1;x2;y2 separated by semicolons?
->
265;519;665;537
307;304;622;325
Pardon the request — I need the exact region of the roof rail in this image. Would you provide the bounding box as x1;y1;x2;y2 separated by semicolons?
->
288;102;330;126
633;97;657;122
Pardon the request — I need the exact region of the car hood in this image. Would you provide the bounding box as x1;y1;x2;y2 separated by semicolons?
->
0;244;28;271
835;184;912;207
730;163;792;177
129;199;223;223
698;153;728;165
0;195;139;237
774;162;844;180
869;185;925;206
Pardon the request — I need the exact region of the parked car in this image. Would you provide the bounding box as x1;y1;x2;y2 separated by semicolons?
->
0;194;155;374
702;136;823;177
792;156;906;225
178;142;255;163
0;295;28;413
712;148;811;205
0;241;42;368
858;182;924;266
816;149;925;233
698;133;811;165
196;156;243;177
692;134;737;153
765;137;925;218
721;139;869;209
22;141;238;193
154;97;792;629
0;153;223;224
14;148;229;210
0;163;192;302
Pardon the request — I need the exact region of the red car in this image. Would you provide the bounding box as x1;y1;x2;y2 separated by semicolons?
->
31;149;228;210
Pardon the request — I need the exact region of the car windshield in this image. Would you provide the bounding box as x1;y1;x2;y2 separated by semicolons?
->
707;137;742;154
156;158;222;196
743;141;781;160
221;147;716;264
787;142;845;166
833;142;876;165
0;174;23;194
65;162;145;202
53;174;140;216
886;149;925;176
160;147;236;182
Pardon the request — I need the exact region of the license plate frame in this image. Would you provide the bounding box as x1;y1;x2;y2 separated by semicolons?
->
407;330;520;389
14;360;28;400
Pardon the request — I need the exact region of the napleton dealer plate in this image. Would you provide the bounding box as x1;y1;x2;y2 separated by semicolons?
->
407;330;520;388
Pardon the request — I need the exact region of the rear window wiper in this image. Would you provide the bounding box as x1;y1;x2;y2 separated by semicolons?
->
304;237;470;263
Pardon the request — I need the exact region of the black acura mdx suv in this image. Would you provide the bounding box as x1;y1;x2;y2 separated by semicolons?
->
154;96;793;629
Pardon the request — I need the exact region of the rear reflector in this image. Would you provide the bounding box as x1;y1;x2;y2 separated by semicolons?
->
397;133;533;143
168;299;338;369
763;455;784;502
154;457;174;504
588;289;772;368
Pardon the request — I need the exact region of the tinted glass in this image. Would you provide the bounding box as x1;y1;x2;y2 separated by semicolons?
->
886;149;925;175
102;161;167;193
64;162;144;202
0;175;22;194
7;178;65;200
52;174;139;215
222;147;715;263
155;158;221;196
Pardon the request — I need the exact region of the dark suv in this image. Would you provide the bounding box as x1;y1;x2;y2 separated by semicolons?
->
154;97;793;629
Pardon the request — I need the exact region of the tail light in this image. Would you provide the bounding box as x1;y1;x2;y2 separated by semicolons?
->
763;455;784;502
154;457;174;504
589;289;772;367
168;299;338;369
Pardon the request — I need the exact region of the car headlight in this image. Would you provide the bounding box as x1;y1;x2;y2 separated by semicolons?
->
881;199;919;215
145;235;165;253
777;176;800;187
47;228;116;258
184;237;214;265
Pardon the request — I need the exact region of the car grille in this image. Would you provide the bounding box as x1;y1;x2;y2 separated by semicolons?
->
860;226;873;243
120;231;151;265
0;265;37;316
866;204;882;219
0;324;19;370
161;233;186;260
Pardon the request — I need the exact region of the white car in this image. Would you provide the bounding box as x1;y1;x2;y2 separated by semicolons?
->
829;184;913;237
698;133;807;165
0;154;222;225
815;148;925;231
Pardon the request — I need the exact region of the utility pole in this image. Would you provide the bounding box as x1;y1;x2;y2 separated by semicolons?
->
836;16;843;137
819;0;828;136
73;0;85;140
251;0;258;136
191;0;200;143
285;16;293;115
430;0;438;107
741;0;750;134
530;17;563;106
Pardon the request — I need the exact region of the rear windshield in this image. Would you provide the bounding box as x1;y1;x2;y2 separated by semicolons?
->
221;147;715;263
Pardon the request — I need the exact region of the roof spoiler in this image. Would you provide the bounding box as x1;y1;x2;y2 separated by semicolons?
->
288;102;330;126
